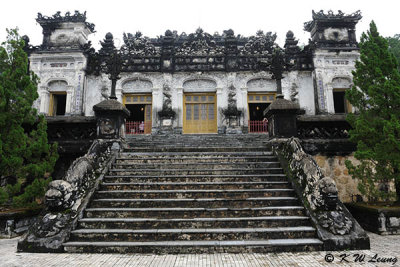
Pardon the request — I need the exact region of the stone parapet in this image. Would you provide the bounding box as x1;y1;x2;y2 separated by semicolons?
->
270;137;370;250
17;139;117;252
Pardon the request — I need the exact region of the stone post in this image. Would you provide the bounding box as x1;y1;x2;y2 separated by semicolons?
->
263;95;300;138
161;30;175;72
93;99;130;139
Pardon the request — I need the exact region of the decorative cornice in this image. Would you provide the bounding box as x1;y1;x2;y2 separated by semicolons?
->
36;11;95;33
304;10;362;32
312;9;362;21
84;28;313;74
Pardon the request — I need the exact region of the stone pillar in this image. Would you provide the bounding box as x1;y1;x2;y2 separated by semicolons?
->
65;86;73;115
241;88;248;132
175;88;183;133
216;87;224;134
40;89;49;114
152;88;160;133
263;95;300;138
93;99;130;139
326;84;334;114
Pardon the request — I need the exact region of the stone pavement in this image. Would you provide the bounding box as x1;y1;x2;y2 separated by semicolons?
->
0;232;398;267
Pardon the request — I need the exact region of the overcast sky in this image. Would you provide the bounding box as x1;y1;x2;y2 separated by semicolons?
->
0;0;398;49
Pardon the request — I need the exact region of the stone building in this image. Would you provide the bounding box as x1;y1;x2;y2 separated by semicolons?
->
25;10;362;135
17;10;378;253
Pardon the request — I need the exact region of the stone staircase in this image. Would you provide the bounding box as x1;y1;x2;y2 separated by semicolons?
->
63;135;323;253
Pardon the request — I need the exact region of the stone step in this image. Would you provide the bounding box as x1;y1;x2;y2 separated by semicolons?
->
126;139;268;147
78;216;311;229
109;168;284;176
94;189;295;199
118;151;274;158
112;162;281;169
128;140;268;145
69;226;317;242
89;197;300;208
129;145;269;149
100;181;291;190
127;138;267;143
84;206;306;218
126;141;268;145
63;238;323;253
123;147;270;153
125;134;267;140
103;174;288;183
62;134;324;254
115;156;278;164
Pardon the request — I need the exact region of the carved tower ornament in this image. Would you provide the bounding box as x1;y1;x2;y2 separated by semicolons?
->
240;30;277;55
158;83;176;119
120;32;159;56
175;28;224;56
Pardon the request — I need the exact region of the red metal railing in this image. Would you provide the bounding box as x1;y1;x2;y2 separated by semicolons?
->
248;120;268;133
126;121;152;135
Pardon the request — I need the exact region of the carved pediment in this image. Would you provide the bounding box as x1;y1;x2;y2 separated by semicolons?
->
183;79;217;91
247;78;276;91
240;31;277;55
122;79;153;92
120;32;159;56
48;80;68;92
176;28;224;56
332;77;352;88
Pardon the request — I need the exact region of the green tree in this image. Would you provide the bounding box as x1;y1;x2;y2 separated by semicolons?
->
0;29;58;206
387;34;400;68
345;21;400;202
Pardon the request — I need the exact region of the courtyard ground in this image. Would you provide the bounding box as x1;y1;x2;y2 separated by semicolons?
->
0;231;398;267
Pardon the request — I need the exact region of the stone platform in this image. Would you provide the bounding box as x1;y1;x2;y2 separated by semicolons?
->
0;231;399;266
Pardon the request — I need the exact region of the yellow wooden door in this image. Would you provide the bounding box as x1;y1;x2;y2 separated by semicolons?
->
183;93;217;134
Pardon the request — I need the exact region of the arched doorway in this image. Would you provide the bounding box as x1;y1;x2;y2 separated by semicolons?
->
48;80;68;116
183;93;217;134
123;94;152;134
182;79;217;134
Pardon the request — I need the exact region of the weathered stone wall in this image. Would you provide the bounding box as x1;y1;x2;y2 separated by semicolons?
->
314;154;396;203
313;153;361;203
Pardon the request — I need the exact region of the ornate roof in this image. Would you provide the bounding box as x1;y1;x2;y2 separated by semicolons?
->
121;32;159;57
239;31;277;55
175;28;224;56
312;10;362;21
304;10;362;32
84;27;313;74
36;11;95;33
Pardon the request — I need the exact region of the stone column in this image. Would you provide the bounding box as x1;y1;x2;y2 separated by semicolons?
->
93;99;130;139
263;95;300;138
326;84;334;114
40;89;49;114
176;87;183;133
241;88;248;132
65;86;74;115
152;88;160;133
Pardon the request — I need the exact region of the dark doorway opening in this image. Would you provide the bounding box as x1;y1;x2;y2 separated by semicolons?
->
333;91;346;113
126;104;145;121
249;103;270;120
54;94;66;116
